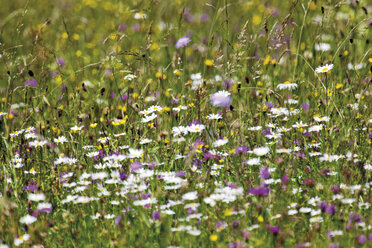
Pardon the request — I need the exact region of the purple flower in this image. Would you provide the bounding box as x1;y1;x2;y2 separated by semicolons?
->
115;215;122;226
265;102;274;109
235;145;248;154
130;161;143;172
282;175;289;185
121;94;128;101
200;13;210;22
356;235;366;244
119;23;127;32
268;225;280;235
329;243;339;248
349;213;361;224
210;90;232;107
261;128;272;136
171;96;179;105
331;186;340;194
232;220;240;227
24;79;38;87
259;166;270;179
175;36;191;49
152;211;160;220
57;58;65;68
183;8;194;22
301;103;310;112
248;186;270;196
120;172;128;180
176;171;186;177
204;151;214;160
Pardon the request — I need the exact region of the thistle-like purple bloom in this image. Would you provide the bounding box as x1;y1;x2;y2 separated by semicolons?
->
57;58;65;68
268;225;280;235
259;166;270;179
248;186;270;196
175;36;191;49
210;90;232;107
24;79;38;87
152;211;160;220
130;161;143;172
115;215;122;226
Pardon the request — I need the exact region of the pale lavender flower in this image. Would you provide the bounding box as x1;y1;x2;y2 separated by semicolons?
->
175;36;191;49
210;90;232;107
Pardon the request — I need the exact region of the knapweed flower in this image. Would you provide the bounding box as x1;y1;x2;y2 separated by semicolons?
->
210;90;232;107
248;186;270;196
277;81;298;90
175;36;191;48
315;64;334;73
24;79;38;87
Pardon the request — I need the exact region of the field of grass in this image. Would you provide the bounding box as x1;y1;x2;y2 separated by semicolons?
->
0;0;371;247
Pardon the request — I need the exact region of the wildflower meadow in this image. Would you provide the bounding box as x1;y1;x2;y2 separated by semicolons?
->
0;0;371;247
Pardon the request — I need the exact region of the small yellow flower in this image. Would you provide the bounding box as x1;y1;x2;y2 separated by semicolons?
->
56;75;62;84
205;59;213;66
90;123;97;128
210;235;218;242
173;69;182;76
150;43;159;51
61;32;68;39
336;83;343;89
257;215;264;222
155;72;167;80
76;50;82;57
224;208;233;216
73;34;80;40
309;1;316;11
252;14;261;25
263;55;271;65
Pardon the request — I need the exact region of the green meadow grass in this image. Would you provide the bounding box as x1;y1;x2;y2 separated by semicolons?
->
0;0;371;247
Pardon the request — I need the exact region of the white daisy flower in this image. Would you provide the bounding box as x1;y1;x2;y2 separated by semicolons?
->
315;64;333;73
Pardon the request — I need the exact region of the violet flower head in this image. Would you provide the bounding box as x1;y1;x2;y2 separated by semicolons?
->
200;13;210;22
248;186;270;196
115;216;122;226
235;145;248;154
24;79;38;87
268;225;280;235
57;57;65;68
210;90;232;107
259;166;271;179
152;211;160;220
175;36;191;49
301;103;310;112
130;161;143;172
